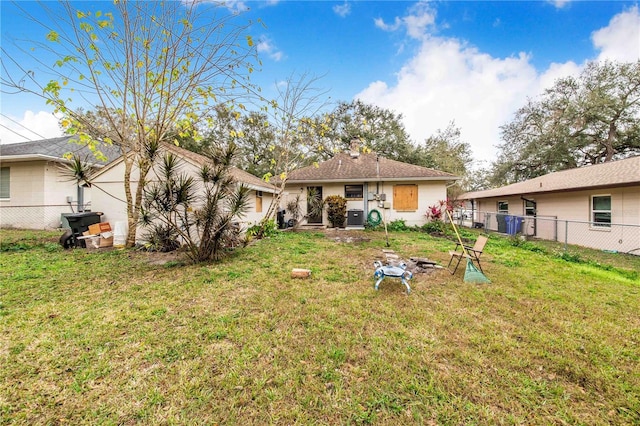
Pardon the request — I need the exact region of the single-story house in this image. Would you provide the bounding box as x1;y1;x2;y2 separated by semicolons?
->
462;156;640;254
283;146;458;228
90;143;278;241
0;136;120;229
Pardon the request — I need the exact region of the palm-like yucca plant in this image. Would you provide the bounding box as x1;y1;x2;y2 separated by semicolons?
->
141;143;250;262
59;153;93;212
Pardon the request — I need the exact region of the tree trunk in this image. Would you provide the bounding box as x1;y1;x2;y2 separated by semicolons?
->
260;180;287;232
123;159;137;248
604;121;618;162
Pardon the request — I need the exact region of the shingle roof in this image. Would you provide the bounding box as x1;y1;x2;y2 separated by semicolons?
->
463;155;640;200
163;144;277;193
0;136;121;165
286;152;457;183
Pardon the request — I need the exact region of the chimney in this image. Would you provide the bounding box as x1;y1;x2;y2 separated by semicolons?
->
349;138;360;158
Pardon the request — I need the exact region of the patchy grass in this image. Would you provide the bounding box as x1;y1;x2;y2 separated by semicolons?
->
1;228;639;424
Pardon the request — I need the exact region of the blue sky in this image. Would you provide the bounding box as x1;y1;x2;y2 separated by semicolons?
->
1;1;639;165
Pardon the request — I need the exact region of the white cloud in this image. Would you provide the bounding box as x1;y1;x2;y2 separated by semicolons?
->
374;1;436;40
592;5;640;62
374;16;402;33
0;111;62;145
257;36;284;62
356;37;538;166
333;2;351;18
547;0;572;9
218;0;250;13
355;6;639;166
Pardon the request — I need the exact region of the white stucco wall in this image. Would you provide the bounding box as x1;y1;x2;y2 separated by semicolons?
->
283;180;448;227
0;160;83;229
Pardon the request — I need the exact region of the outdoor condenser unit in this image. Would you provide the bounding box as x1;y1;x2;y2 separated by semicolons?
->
347;210;364;226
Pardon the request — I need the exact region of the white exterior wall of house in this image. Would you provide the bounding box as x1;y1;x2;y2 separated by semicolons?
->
473;185;640;253
244;190;274;228
382;180;446;226
283;180;447;227
90;161;133;229
43;161;92;228
0;160;83;229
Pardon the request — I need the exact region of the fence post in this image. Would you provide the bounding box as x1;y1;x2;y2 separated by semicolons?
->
564;220;569;252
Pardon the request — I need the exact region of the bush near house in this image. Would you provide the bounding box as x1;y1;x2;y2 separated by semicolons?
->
325;195;347;228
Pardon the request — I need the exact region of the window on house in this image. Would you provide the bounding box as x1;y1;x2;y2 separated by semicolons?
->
497;201;508;214
524;200;536;216
0;167;9;199
345;185;363;199
255;190;263;213
393;184;418;211
591;195;611;228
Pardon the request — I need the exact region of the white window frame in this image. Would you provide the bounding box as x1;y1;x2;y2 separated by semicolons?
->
0;167;9;199
497;201;508;214
591;194;611;229
524;200;536;216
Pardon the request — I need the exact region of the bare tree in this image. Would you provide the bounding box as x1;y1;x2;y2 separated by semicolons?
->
1;1;258;246
256;72;331;236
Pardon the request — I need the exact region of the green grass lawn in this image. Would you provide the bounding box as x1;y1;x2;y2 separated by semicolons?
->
1;228;639;425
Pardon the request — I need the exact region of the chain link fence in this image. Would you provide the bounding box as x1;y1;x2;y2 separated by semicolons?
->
478;212;640;256
0;204;93;230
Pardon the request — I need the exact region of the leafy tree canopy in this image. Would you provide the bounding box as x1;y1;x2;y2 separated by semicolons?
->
311;100;417;163
492;60;640;185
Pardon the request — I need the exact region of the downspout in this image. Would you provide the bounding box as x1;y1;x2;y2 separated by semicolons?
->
77;185;84;212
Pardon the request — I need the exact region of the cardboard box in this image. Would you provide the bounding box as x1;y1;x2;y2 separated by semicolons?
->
88;222;112;236
82;226;113;248
99;231;114;248
99;236;113;248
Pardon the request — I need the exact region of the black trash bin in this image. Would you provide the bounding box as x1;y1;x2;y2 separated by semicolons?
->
277;209;286;229
60;212;103;248
497;214;507;233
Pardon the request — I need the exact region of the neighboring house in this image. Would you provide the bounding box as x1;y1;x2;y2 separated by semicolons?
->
0;136;120;229
283;146;458;228
90;143;277;241
462;156;640;254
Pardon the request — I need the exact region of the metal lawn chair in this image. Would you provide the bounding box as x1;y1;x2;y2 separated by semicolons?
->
447;235;488;275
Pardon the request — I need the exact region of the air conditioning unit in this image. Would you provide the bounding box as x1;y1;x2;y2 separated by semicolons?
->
347;210;364;226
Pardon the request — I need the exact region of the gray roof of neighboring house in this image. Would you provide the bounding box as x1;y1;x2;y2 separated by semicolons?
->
463;155;640;200
286;152;458;183
0;136;121;165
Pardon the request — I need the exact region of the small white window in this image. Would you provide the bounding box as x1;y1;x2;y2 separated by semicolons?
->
524;200;536;216
0;167;9;199
497;201;508;214
591;195;611;228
